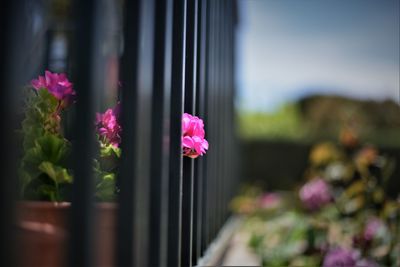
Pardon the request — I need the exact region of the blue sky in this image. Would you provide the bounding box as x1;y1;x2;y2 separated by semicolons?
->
236;0;400;112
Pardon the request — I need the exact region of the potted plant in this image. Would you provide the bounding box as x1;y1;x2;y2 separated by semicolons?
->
17;70;120;267
16;71;210;266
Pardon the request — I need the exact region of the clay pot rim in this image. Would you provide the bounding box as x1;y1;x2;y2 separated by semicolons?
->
18;220;67;237
17;200;117;210
17;201;71;209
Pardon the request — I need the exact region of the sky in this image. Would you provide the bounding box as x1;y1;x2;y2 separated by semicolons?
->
236;0;400;112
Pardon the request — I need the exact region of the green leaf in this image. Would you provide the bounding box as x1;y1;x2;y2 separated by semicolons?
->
38;161;73;184
35;135;70;164
20;134;70;179
19;88;72;202
249;233;264;250
23;173;56;201
36;184;58;202
290;255;321;267
103;173;115;180
95;176;116;202
100;143;121;158
36;89;59;111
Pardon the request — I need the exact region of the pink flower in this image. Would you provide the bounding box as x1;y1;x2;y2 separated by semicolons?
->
299;178;332;211
364;217;384;241
31;70;76;107
182;113;205;138
355;258;379;267
323;248;358;267
96;106;121;147
31;75;47;90
258;192;282;210
182;135;209;158
182;113;208;158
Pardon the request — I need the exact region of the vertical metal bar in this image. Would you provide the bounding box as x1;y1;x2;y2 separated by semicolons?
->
181;156;194;267
0;1;23;266
200;0;211;255
116;0;141;266
160;0;174;265
148;0;173;266
205;0;212;246
215;0;223;234
167;0;187;266
228;0;235;220
218;0;225;227
214;0;221;239
226;0;233;222
209;0;217;241
118;0;155;266
69;0;98;266
203;0;215;250
182;0;198;266
227;0;233;208
226;0;230;223
192;0;207;263
230;0;239;208
221;0;228;224
220;0;225;231
222;0;227;224
232;0;239;205
134;0;155;265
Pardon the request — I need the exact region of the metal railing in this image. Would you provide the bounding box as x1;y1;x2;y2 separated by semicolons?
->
0;0;238;266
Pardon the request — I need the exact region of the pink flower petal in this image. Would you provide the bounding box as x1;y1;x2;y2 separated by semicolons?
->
181;113;208;158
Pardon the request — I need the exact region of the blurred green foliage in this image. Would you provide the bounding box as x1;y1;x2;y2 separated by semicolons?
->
238;95;400;147
238;103;307;141
19;89;73;202
232;139;400;267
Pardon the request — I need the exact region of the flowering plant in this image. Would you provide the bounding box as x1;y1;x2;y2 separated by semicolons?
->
31;70;76;108
233;136;399;267
299;178;332;211
19;71;76;201
93;104;121;201
19;70;121;202
322;248;359;267
182;113;208;158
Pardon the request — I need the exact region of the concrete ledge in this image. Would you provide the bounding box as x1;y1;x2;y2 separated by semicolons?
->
195;216;242;267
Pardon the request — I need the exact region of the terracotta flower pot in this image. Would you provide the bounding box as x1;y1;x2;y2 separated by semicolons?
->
16;201;116;267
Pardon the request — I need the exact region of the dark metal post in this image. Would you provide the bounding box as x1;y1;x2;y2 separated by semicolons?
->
192;0;208;262
69;0;99;266
117;0;155;266
0;1;24;266
148;0;174;266
215;0;223;234
116;0;141;266
201;0;212;253
182;0;198;266
207;0;217;243
167;0;187;266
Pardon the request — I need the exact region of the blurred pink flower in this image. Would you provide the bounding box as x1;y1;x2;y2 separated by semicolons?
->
182;113;208;158
31;70;76;107
96;106;121;148
31;75;47;90
258;192;281;209
323;247;358;267
299;178;332;211
355;258;379;267
364;217;384;241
